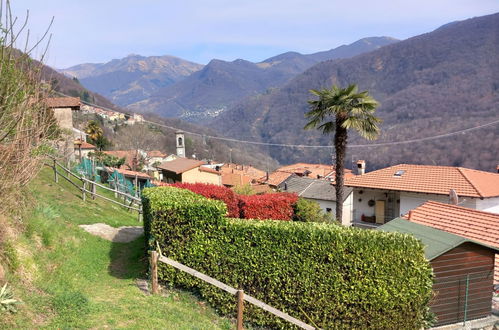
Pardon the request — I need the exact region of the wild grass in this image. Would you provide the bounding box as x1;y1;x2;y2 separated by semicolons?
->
1;167;230;329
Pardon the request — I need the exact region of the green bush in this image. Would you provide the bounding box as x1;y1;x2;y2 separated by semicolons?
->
292;198;334;223
142;187;433;329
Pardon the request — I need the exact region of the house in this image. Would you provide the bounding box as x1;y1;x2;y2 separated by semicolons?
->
74;139;96;159
282;175;353;225
218;163;266;188
404;200;499;284
45;97;80;130
379;218;499;327
263;163;354;189
345;164;499;227
45;97;81;159
144;150;177;180
157;158;221;185
276;163;354;180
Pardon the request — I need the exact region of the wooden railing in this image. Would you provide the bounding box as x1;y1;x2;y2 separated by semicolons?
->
47;159;142;220
149;251;316;330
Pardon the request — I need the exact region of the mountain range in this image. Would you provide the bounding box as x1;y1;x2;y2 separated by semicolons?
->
61;55;203;107
60;37;398;120
209;13;499;171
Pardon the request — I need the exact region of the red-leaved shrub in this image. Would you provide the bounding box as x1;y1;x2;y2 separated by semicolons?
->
238;193;299;220
169;182;240;217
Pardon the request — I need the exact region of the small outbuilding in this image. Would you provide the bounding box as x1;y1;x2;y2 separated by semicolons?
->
379;218;498;326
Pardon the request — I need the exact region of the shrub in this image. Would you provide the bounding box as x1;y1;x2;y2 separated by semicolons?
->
238;193;298;220
169;182;239;218
142;187;433;329
292;198;334;223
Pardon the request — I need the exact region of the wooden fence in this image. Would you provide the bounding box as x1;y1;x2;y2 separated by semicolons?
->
48;159;142;221
149;251;316;330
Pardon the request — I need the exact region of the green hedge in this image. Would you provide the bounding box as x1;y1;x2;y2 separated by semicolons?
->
142;187;433;329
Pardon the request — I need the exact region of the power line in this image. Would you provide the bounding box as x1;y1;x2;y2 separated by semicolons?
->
55;91;499;149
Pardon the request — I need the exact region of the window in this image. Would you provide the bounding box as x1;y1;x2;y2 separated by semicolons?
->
178;137;183;147
393;170;405;177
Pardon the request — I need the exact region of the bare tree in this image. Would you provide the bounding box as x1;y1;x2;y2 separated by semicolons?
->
0;1;56;212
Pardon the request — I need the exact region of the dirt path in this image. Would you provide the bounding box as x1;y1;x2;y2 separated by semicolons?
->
79;223;143;243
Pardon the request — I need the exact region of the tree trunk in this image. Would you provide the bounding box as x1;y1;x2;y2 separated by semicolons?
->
334;117;348;223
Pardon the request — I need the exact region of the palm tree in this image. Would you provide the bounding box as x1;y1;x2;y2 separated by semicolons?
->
85;120;103;142
304;84;381;222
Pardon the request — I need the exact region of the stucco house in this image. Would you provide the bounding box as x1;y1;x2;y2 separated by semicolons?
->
345;164;499;228
282;175;353;225
157;158;221;185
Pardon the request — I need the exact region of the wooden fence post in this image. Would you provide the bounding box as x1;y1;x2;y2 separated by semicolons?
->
237;290;244;330
151;251;158;295
53;159;58;183
91;180;96;200
82;179;86;202
114;177;118;198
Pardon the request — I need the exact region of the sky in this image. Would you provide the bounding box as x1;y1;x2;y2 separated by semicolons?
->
9;0;499;69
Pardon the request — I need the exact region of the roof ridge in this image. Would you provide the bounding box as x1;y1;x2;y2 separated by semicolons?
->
457;167;484;198
423;200;499;218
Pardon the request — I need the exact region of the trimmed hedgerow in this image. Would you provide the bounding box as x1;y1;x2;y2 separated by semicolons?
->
169;182;240;218
238;193;299;220
142;187;433;329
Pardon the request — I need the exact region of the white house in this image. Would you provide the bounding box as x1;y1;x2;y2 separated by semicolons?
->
282;175;353;225
345;163;499;228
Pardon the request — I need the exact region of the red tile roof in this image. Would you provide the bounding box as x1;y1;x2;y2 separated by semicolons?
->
45;97;80;108
404;201;499;283
265;171;293;186
345;164;499;198
74;139;96;149
277;163;336;178
199;166;221;175
220;163;266;181
404;201;499;248
157;158;205;174
222;172;252;187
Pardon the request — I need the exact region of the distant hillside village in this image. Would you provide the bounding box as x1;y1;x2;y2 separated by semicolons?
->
47;95;499;327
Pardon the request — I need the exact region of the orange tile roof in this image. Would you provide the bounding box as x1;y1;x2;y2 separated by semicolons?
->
345;164;499;198
199;166;221;175
220;163;266;181
404;201;499;248
277;163;336;178
45;97;80;108
222;172;252;187
157;158;205;174
265;171;293;186
404;201;499;283
74;140;96;149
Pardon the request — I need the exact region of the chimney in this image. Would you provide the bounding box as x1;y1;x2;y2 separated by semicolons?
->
408;210;413;220
497;164;499;174
266;171;269;181
449;189;459;205
356;160;366;175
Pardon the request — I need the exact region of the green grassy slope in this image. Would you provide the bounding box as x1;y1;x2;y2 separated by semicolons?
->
1;167;229;329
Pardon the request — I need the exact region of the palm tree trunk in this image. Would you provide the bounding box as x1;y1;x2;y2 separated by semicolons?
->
334;117;347;223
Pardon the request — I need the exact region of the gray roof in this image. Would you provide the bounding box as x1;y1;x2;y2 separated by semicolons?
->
282;175;352;202
378;218;499;260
